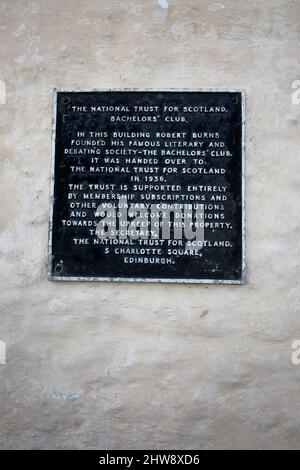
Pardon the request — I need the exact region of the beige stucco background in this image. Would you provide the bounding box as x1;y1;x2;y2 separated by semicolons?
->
0;0;300;450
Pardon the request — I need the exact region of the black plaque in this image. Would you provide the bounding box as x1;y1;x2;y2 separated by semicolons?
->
49;89;245;283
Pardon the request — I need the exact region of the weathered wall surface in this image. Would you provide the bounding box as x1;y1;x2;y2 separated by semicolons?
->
0;0;300;450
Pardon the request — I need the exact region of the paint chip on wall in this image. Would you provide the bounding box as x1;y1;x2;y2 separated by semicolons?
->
156;0;169;9
208;3;225;12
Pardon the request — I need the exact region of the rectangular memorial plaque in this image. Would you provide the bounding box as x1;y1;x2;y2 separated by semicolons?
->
49;89;245;283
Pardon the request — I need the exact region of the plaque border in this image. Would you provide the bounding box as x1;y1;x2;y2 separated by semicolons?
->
48;88;246;284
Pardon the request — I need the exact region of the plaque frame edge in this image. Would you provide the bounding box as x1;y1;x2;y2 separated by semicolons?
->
48;88;246;285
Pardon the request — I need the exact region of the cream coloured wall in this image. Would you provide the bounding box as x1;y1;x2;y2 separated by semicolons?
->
0;0;300;449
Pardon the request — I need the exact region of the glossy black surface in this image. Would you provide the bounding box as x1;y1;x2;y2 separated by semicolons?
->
50;91;244;282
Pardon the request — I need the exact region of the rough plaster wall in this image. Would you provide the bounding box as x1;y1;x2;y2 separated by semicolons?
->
0;0;300;450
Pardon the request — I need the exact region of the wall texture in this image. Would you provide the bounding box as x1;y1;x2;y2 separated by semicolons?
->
0;0;300;450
